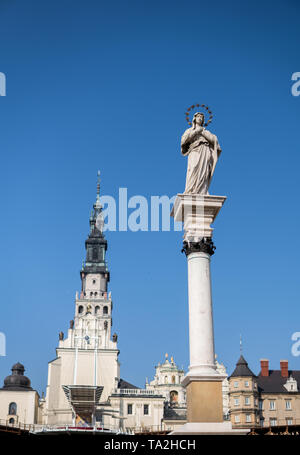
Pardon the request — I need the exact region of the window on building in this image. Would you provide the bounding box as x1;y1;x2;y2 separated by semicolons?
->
172;375;176;384
78;305;83;314
93;279;96;284
8;402;17;415
170;390;178;404
286;418;293;426
234;415;240;423
8;418;15;424
285;400;292;410
246;414;251;423
245;381;249;387
144;404;149;415
245;397;250;405
269;400;276;410
103;306;108;315
95;306;100;315
127;404;133;415
234;381;238;388
259;400;263;410
270;418;277;426
234;398;239;406
164;376;168;384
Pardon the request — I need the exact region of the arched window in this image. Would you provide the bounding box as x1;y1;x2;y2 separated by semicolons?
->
90;292;93;297
103;306;108;315
172;375;176;384
9;418;15;424
95;306;100;315
94;292;98;297
164;376;168;384
9;402;17;415
78;305;83;314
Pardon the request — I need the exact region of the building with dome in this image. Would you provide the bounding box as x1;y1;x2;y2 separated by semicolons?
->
0;363;41;425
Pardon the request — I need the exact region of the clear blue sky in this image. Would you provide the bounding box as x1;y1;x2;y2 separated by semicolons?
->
0;0;299;393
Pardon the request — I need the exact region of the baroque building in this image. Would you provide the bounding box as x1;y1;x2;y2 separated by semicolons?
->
229;356;300;428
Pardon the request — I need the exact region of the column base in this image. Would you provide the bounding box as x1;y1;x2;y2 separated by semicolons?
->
170;422;249;435
185;379;224;423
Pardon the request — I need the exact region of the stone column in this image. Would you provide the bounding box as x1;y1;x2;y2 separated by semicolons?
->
171;194;226;423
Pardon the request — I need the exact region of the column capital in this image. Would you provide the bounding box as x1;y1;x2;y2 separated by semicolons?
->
182;238;216;257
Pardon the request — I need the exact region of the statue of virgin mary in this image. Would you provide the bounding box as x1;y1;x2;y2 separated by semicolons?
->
181;112;221;194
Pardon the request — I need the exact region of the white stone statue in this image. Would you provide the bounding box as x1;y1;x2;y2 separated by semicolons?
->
181;112;221;194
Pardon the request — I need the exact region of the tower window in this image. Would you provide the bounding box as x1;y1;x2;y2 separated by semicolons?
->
94;292;98;297
95;306;100;315
92;248;98;260
78;306;83;314
90;292;93;297
93;280;96;284
103;306;108;315
9;402;17;415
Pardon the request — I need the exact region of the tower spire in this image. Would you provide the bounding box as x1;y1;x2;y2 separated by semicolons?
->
96;170;100;201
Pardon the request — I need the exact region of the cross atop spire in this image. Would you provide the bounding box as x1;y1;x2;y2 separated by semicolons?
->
96;170;101;201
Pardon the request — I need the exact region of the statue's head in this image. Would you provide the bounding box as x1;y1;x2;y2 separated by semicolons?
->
192;112;205;128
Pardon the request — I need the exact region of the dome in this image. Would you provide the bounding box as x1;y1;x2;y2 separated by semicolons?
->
2;362;32;391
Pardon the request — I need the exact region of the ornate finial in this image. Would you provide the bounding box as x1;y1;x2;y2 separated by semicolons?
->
165;353;168;360
96;170;101;200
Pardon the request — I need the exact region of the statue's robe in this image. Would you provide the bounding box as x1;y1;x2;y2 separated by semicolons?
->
181;127;221;195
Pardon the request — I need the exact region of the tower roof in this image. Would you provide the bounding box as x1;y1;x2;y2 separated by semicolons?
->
230;355;256;378
81;171;109;276
2;362;32;391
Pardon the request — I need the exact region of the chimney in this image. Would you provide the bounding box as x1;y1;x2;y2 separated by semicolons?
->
280;360;288;378
260;359;269;377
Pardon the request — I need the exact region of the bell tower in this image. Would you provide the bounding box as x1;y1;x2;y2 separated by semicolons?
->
44;172;120;426
73;170;115;350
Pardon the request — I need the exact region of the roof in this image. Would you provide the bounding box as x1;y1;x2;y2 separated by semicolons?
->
230;355;256;378
118;378;139;389
258;370;300;394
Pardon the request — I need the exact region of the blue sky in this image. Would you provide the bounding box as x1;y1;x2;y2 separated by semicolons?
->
0;0;299;393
